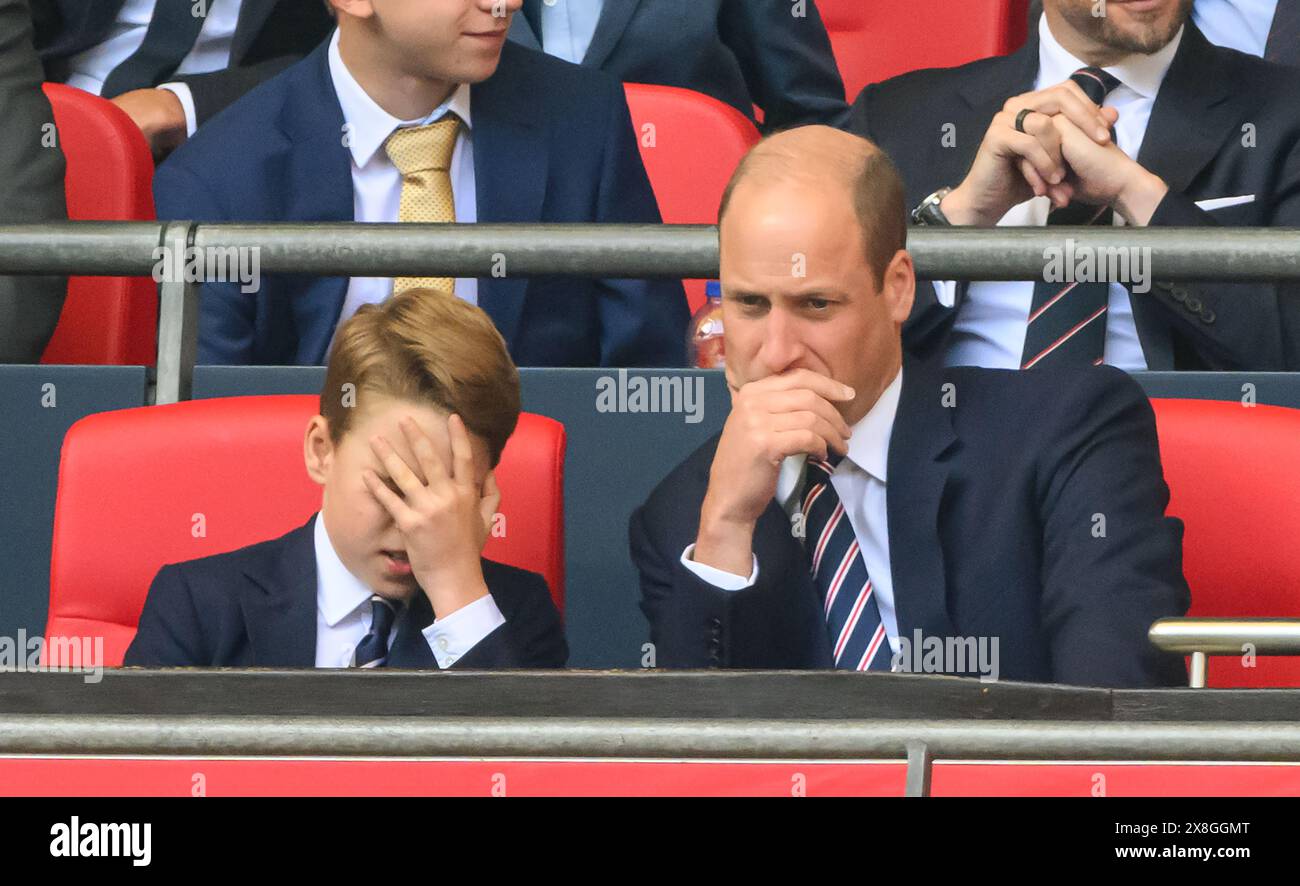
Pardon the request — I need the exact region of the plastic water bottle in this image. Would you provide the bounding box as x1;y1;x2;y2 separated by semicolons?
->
687;281;725;368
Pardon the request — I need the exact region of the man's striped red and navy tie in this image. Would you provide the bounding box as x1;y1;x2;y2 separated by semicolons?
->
802;455;891;671
1019;66;1122;370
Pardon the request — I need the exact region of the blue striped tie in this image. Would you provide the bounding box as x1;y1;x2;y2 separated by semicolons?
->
802;456;891;670
352;595;399;668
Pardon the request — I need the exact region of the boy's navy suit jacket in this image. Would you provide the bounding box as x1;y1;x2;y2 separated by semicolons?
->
124;517;568;668
153;37;688;368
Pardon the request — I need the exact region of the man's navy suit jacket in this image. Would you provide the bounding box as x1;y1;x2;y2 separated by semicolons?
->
507;0;849;131
629;357;1190;687
123;516;568;668
849;22;1300;371
152;37;688;368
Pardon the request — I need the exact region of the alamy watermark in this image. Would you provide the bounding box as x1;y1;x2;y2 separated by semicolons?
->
152;244;261;294
891;629;1000;683
0;630;103;683
1043;238;1152;294
596;369;705;424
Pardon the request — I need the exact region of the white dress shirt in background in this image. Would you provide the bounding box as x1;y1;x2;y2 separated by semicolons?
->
313;512;505;669
64;0;244;136
681;369;905;655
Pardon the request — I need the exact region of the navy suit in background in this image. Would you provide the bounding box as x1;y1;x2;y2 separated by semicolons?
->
630;356;1190;687
509;0;849;131
850;23;1300;371
30;0;333;124
124;516;568;668
153;38;688;367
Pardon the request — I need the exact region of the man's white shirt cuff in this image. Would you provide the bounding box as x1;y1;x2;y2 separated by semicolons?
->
679;544;759;591
158;82;199;138
420;594;506;668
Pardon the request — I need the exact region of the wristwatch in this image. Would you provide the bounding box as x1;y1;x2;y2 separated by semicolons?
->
911;187;954;226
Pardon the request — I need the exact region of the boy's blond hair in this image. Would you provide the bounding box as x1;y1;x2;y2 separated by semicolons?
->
321;290;521;465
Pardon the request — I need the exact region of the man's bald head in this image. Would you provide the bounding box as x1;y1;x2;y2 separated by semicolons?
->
718;126;907;287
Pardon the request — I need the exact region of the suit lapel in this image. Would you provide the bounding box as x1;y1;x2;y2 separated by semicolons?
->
948;36;1041;192
278;40;354;356
1129;24;1234;369
471;45;548;352
229;0;278;62
886;356;960;645
581;0;642;68
1136;25;1238;196
237;518;319;666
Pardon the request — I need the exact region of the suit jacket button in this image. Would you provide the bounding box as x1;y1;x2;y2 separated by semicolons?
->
1155;281;1173;292
1185;296;1203;312
1201;309;1216;324
1169;287;1187;303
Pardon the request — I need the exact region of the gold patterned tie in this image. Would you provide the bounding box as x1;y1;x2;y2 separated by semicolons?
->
384;113;462;296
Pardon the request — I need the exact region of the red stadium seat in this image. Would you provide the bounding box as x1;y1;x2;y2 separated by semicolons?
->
818;0;1031;101
1151;398;1300;687
39;83;158;366
624;83;761;314
43;396;566;667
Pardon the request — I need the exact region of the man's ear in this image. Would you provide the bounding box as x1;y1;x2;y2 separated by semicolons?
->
884;249;916;326
331;0;375;20
304;416;334;486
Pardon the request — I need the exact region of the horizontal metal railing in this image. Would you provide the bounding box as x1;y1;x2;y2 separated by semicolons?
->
1;222;1299;280
2;221;1298;404
1150;618;1300;688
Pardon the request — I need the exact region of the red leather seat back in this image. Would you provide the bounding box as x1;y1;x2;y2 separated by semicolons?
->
819;0;1030;100
39;83;158;366
45;397;565;666
624;83;761;314
1151;398;1300;687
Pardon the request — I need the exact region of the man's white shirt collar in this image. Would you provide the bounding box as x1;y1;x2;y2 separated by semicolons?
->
314;511;380;628
327;28;474;169
775;367;904;510
1037;11;1183;99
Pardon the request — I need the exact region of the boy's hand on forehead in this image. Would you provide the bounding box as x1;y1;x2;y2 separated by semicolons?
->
361;413;493;619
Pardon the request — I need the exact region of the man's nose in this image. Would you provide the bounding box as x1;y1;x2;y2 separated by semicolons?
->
755;310;805;374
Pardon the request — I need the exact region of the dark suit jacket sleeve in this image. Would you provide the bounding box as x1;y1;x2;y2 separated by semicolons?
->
717;0;849;129
171;55;300;128
0;0;67;363
1035;368;1190;687
450;572;568;668
123;564;210;666
1146;183;1300;369
591;81;689;367
629;503;728;667
152;158;256;364
630;498;825;669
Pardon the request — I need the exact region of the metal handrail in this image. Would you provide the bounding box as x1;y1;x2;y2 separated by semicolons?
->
1149;618;1300;688
2;220;1298;404
1;222;1299;280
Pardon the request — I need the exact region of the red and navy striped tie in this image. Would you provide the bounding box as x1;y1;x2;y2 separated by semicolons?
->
802;455;891;671
1019;66;1122;370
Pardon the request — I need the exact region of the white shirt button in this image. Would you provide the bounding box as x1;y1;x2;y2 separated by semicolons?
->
437;637;450;651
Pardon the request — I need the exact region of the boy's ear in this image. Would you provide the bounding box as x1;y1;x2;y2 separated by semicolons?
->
304;416;334;486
